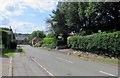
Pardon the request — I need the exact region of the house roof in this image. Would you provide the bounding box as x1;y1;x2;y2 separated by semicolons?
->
16;35;28;40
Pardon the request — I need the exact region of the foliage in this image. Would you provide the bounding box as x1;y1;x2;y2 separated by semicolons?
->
68;31;120;58
47;2;119;36
29;30;46;40
1;29;11;48
0;28;17;49
46;33;56;38
42;38;56;49
46;2;119;46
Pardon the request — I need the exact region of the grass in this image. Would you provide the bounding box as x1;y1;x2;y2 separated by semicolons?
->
17;46;25;55
71;53;119;65
2;49;16;57
2;46;25;57
89;56;118;65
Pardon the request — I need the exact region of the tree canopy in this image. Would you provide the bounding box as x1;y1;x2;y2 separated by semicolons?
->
29;30;46;40
46;2;120;45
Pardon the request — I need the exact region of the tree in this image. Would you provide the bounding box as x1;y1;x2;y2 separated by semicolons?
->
46;2;120;45
46;33;56;38
47;2;81;45
29;30;46;40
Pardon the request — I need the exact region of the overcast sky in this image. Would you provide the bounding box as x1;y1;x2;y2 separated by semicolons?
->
0;0;58;34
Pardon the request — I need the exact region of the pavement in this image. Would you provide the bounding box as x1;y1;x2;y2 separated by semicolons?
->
0;57;2;77
12;45;118;77
2;57;10;76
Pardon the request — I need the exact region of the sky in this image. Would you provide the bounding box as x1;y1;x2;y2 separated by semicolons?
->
0;0;58;34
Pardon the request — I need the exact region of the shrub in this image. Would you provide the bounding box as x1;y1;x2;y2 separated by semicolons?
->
57;40;66;46
68;31;120;58
42;38;56;49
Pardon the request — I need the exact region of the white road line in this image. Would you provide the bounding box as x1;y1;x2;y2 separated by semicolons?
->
99;71;116;76
56;57;73;63
8;57;12;76
30;57;54;76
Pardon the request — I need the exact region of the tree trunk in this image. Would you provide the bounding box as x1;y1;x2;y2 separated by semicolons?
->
62;34;68;46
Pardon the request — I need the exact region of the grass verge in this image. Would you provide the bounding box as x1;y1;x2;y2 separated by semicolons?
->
17;46;25;55
2;49;16;57
88;56;118;65
71;53;119;65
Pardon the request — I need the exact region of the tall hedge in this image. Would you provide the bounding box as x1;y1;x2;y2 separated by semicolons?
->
42;38;56;49
1;28;17;49
2;30;11;48
68;31;120;58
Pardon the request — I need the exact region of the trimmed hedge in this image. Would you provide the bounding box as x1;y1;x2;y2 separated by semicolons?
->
42;38;56;49
68;31;120;58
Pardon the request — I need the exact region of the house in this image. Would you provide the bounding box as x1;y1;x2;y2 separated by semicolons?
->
16;34;29;45
32;37;43;46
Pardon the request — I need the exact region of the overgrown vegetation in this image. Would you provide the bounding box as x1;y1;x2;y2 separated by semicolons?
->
68;31;120;58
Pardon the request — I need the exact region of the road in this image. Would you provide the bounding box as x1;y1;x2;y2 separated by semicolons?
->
13;45;118;77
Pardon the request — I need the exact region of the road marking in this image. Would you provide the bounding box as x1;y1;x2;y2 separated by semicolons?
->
99;71;116;76
56;57;73;63
30;57;54;76
8;57;12;76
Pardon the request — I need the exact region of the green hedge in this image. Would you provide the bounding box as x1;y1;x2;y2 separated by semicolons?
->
2;30;11;48
68;31;120;58
1;28;17;49
42;38;56;49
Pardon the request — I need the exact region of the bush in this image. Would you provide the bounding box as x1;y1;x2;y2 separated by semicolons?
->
57;40;66;46
42;38;56;49
68;31;120;58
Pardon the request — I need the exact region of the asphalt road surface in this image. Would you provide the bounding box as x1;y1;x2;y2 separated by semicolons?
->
13;45;118;77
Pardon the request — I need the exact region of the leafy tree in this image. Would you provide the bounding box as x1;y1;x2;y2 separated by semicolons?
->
46;33;56;38
29;30;46;40
46;2;120;45
86;2;120;32
47;8;69;44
